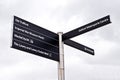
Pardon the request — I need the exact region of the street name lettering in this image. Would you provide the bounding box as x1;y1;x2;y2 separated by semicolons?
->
78;17;109;32
13;41;51;57
15;18;29;26
14;26;45;40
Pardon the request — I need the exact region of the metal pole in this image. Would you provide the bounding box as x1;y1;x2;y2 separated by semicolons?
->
58;32;65;80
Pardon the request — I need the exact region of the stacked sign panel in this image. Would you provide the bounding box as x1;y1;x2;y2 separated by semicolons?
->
12;16;59;61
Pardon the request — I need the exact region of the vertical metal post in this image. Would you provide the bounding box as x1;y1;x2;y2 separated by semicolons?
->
58;32;65;80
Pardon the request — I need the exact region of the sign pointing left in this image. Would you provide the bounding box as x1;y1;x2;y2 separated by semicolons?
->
12;16;59;61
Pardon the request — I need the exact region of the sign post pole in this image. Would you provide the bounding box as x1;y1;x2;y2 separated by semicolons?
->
58;32;65;80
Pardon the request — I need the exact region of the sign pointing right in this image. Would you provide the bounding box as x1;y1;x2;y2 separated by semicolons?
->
64;40;94;55
63;15;111;41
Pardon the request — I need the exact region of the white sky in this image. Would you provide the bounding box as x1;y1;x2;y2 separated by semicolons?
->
0;0;120;80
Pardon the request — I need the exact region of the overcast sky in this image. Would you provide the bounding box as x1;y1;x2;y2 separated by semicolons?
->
0;0;120;80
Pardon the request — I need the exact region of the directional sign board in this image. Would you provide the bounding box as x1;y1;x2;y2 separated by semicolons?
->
63;15;111;40
64;40;94;55
12;16;59;61
12;15;109;62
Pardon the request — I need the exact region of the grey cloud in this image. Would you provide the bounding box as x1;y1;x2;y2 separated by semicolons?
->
84;44;120;65
0;0;120;80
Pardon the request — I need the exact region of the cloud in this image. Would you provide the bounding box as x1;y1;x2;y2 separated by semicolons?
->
0;0;120;80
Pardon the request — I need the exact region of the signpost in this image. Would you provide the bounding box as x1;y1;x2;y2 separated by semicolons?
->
11;15;111;80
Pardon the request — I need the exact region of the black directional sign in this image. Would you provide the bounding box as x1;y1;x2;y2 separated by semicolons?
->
64;40;94;55
63;15;111;40
12;15;111;61
12;16;59;61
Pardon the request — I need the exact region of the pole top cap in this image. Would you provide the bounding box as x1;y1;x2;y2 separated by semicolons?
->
57;32;63;34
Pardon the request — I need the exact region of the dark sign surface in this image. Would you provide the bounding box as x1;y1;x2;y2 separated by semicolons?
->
64;40;94;55
63;15;111;40
12;16;59;61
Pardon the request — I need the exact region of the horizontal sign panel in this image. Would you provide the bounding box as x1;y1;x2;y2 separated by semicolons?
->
64;40;94;55
12;39;59;61
63;15;111;40
12;16;59;61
